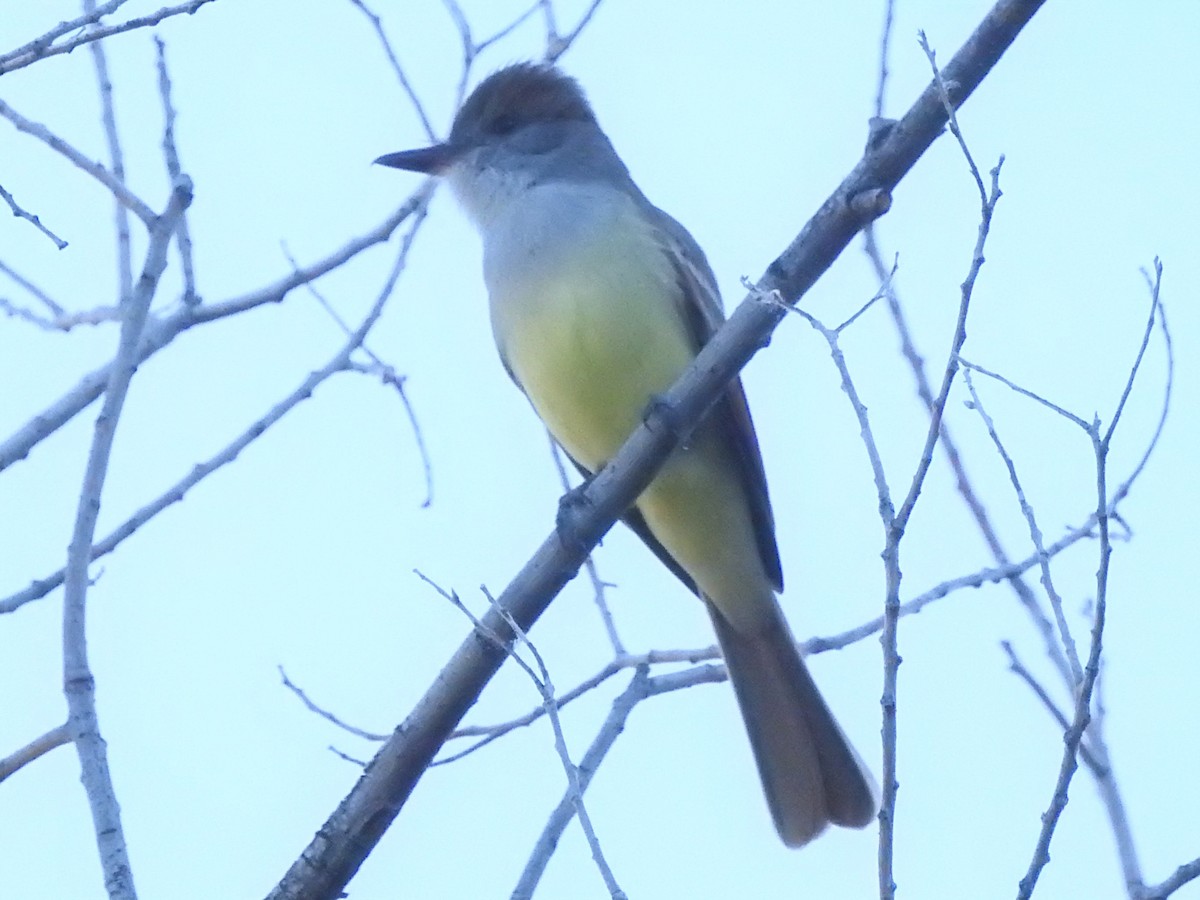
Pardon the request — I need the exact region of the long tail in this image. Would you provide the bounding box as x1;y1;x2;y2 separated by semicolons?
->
707;598;877;847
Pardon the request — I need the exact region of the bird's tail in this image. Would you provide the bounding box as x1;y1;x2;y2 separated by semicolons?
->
707;598;877;847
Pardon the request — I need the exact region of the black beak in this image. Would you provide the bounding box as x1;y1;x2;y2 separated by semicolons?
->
374;143;459;174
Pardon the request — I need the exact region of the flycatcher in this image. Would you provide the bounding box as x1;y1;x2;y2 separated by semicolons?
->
377;63;876;847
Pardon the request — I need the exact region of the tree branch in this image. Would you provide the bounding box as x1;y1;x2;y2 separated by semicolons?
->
0;1;218;76
63;175;193;900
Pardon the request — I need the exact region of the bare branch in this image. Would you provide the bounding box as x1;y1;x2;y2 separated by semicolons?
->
1140;858;1200;900
283;241;434;507
0;259;64;315
0;296;60;330
279;667;388;742
0;206;426;615
0;723;71;782
0;194;426;477
83;0;134;301
0;0;129;69
1105;259;1163;445
418;571;626;896
1014;260;1163;896
874;0;896;118
962;367;1083;682
488;596;625;899
63;175;192;900
959;358;1090;430
1119;272;1174;494
441;647;716;763
0;1;218;76
783;286;892;512
347;0;437;142
1000;642;1102;771
477;2;541;55
512;665;728;898
155;37;198;305
549;438;624;655
0;95;155;225
0;181;68;248
1016;427;1112;897
189;188;432;324
862;220;1076;687
544;0;606;62
876;30;1008;889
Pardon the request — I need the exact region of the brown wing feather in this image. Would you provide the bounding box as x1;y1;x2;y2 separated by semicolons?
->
654;210;783;592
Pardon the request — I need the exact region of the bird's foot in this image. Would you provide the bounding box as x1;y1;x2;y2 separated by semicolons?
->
555;479;594;554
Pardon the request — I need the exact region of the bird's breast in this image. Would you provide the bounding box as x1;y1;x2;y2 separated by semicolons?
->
484;186;694;472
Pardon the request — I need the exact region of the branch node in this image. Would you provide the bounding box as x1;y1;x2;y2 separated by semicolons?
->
850;188;892;223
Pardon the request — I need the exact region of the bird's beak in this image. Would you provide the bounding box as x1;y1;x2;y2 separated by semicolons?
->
374;143;459;174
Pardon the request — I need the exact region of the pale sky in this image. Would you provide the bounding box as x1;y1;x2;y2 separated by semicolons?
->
1;2;1197;899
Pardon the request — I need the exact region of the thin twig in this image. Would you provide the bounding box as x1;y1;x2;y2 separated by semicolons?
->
862;214;1075;687
1105;259;1162;446
1139;858;1200;900
476;1;541;54
548;439;625;655
283;241;434;506
958;358;1089;429
783;292;892;521
0;296;59;329
422;572;626;898
0;723;72;782
1120;269;1173;493
347;0;437;141
962;367;1083;683
0;194;426;479
352;362;433;507
1016;428;1110;898
878;36;1007;893
0;260;64;315
1000;642;1102;772
440;648;716;763
874;0;896;119
0;205;427;615
0;0;128;68
1016;263;1163;899
536;0;559;47
0;181;68;248
545;0;606;62
513;665;725;897
0;0;217;76
155;37;198;305
0;96;155;225
84;0;133;302
279;667;388;741
490;596;626;899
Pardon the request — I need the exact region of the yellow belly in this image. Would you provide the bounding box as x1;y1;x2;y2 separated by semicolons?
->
500;252;694;473
489;204;775;627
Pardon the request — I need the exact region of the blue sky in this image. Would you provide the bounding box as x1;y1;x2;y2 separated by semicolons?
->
1;2;1197;898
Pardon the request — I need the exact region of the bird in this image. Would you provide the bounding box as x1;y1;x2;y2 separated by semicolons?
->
376;62;876;847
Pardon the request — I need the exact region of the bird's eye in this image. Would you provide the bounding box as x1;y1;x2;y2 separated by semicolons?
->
490;113;520;135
